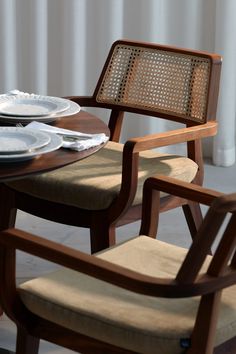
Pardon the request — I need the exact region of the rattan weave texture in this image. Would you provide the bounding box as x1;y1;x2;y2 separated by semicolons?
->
96;44;211;123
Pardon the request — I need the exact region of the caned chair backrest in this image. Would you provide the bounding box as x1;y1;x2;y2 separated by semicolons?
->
94;40;222;125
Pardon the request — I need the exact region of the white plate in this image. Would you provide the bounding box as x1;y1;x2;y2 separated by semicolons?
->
0;127;51;154
0;131;63;162
0;100;80;124
0;95;70;117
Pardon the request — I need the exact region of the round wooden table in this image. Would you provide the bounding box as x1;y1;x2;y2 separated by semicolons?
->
0;109;109;322
0;110;110;182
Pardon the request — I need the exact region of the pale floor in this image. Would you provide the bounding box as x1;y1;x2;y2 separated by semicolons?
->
0;160;235;353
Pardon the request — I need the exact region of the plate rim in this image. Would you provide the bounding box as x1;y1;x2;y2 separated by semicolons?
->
0;99;80;124
0;127;51;154
0;95;70;117
0;131;63;162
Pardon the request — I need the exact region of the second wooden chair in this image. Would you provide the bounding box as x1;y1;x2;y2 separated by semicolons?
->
0;175;236;353
1;39;222;252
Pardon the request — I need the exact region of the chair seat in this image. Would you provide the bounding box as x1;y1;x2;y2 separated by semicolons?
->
18;236;236;354
7;141;198;210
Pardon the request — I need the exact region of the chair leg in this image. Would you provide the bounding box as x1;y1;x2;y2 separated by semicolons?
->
182;201;203;239
0;184;17;230
16;327;40;354
90;222;116;253
187;292;222;354
0;185;17;316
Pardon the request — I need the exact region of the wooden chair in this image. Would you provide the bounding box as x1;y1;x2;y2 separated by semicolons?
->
1;175;236;354
1;40;222;253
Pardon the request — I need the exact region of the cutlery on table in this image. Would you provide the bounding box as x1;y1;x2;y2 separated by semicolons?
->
16;123;93;141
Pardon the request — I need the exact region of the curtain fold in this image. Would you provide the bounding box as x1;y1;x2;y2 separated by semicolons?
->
213;0;236;166
0;0;17;91
0;0;235;166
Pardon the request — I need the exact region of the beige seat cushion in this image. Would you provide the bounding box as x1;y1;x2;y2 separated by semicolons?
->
19;236;236;354
7;141;198;210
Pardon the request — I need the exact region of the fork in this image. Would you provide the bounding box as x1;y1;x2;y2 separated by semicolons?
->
16;122;93;141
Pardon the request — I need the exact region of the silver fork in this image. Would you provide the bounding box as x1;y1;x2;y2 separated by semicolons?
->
16;123;24;128
16;122;93;141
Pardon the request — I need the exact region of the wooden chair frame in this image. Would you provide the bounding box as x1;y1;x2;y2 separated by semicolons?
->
0;175;236;353
0;40;222;253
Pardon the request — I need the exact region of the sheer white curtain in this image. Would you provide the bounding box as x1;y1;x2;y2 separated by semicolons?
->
0;0;235;166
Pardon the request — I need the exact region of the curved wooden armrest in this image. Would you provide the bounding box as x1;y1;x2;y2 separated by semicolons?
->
117;121;218;213
1;228;236;299
148;176;236;213
139;175;224;238
144;175;223;207
0;228;172;298
125;121;217;153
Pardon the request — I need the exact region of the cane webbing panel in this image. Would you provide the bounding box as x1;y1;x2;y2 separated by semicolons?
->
96;44;211;123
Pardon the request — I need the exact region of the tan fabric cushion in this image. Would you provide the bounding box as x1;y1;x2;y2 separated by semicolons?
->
19;236;236;354
6;141;198;210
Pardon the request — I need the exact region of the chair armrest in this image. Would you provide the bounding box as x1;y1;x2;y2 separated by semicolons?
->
144;175;223;207
115;121;217;215
125;121;217;153
0;228;174;298
1;228;236;298
139;175;223;238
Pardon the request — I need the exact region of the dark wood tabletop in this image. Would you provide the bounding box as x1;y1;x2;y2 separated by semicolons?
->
0;110;110;182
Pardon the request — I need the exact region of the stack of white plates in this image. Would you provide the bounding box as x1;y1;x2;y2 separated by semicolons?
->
0;127;63;162
0;93;80;124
